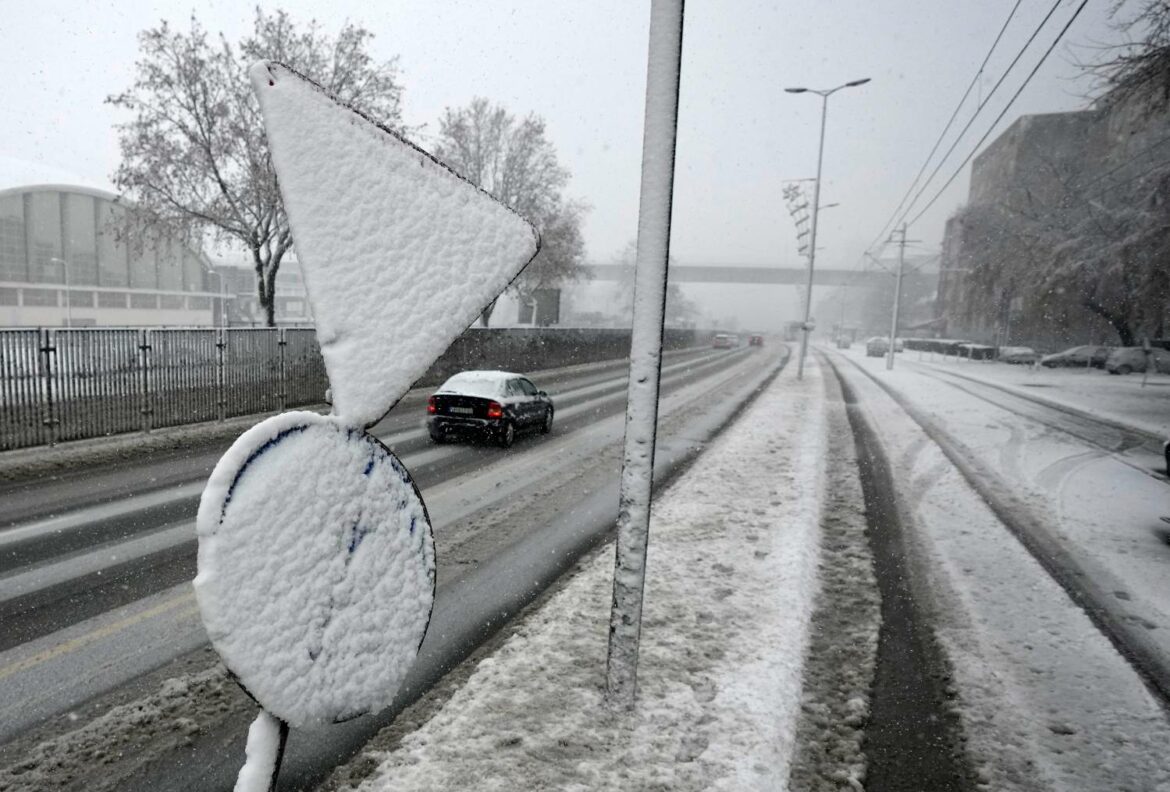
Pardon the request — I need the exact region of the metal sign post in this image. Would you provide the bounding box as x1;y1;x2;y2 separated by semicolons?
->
605;0;685;710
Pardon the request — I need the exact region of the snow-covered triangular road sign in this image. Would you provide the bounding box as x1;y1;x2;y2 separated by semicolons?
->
250;61;540;427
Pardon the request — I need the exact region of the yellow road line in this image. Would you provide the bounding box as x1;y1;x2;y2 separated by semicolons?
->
0;590;199;682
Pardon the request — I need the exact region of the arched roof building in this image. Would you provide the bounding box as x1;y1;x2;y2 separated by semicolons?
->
0;179;219;327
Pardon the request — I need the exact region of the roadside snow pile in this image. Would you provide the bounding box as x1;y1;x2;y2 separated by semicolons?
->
338;362;827;791
832;351;1170;791
250;61;539;427
195;411;435;727
905;353;1170;436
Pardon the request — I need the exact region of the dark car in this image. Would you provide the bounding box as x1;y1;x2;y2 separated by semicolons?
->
748;334;764;347
427;370;554;448
865;336;889;357
1040;345;1113;369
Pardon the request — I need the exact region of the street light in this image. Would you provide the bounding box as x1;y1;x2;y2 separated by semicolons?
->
49;257;71;327
785;77;870;379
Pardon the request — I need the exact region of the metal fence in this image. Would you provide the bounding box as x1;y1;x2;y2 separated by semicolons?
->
0;327;328;451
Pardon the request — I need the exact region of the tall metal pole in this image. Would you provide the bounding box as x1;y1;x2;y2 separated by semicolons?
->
838;281;848;340
797;93;828;380
886;224;906;371
52;257;73;327
606;0;684;709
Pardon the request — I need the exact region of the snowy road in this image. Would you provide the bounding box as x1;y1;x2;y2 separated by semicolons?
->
0;344;784;790
827;347;1170;791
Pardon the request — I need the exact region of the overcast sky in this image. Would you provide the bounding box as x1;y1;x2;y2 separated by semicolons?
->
2;1;1122;328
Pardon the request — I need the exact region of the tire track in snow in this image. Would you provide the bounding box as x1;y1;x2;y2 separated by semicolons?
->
824;354;978;792
835;351;1170;713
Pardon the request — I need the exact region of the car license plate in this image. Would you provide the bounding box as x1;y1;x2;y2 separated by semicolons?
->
450;406;474;415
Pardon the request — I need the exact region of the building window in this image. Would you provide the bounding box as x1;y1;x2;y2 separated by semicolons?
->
0;287;18;305
160;294;185;310
68;290;95;307
98;291;127;308
130;293;157;309
0;194;26;282
63;193;98;286
183;251;205;292
187;296;211;310
96;199;129;287
27;192;63;284
157;239;183;291
129;235;158;289
23;288;59;306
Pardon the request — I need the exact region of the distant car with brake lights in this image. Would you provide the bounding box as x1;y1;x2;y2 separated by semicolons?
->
748;334;764;347
427;371;553;448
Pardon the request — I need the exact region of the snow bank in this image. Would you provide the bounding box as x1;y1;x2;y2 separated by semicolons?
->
831;350;1170;791
250;62;539;428
195;411;435;727
338;360;827;791
904;351;1170;436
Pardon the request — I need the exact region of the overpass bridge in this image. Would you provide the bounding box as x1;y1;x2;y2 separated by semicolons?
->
583;263;936;287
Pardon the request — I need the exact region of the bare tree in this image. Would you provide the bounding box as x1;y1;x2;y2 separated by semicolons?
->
952;159;1170;346
108;9;405;326
1088;1;1170;109
434;98;587;326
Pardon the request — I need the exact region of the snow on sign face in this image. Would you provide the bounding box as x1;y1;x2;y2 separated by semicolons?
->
250;61;540;428
194;411;435;727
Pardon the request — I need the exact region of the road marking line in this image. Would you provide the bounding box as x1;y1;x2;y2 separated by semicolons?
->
0;590;198;682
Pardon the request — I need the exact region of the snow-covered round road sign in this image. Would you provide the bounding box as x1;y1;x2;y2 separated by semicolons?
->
194;411;435;727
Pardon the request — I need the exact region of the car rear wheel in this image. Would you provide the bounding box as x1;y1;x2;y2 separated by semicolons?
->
499;421;515;448
541;407;553;434
428;428;446;444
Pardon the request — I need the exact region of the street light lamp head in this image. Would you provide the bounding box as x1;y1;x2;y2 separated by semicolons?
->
784;87;808;94
845;77;871;87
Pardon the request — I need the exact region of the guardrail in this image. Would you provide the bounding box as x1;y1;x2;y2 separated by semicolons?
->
0;328;327;451
0;326;715;452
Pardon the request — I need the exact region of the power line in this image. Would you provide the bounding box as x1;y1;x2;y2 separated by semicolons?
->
866;0;1024;253
905;0;1089;228
869;0;1067;252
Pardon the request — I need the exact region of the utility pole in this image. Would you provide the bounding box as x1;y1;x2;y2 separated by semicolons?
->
886;224;908;371
838;280;848;342
606;0;684;710
784;77;870;379
797;93;828;381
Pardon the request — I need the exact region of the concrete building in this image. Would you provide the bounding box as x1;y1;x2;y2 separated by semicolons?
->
0;183;218;327
937;87;1170;347
207;252;313;327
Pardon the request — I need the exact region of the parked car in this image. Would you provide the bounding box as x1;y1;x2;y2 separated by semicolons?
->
997;346;1039;365
712;333;738;349
956;343;996;360
865;336;889;357
835;336;851;350
427;370;554;448
748;334;764;347
1105;347;1170;375
1040;345;1113;369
